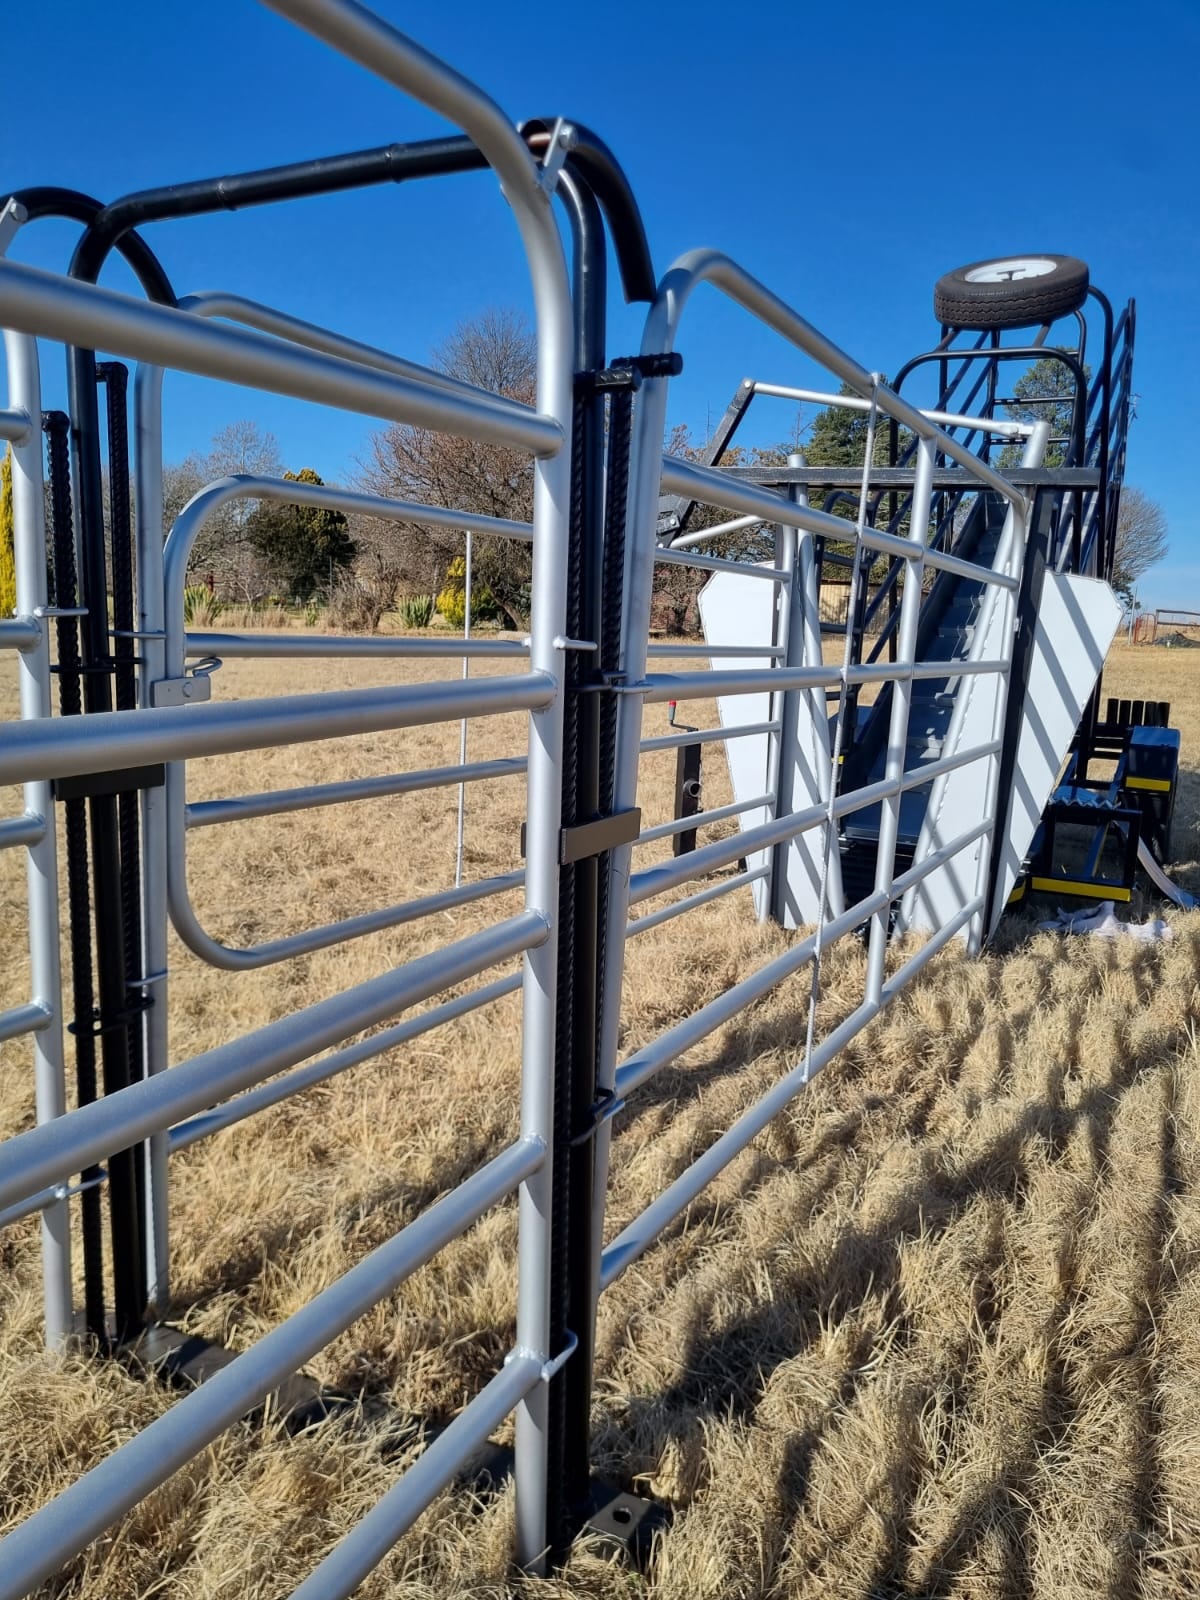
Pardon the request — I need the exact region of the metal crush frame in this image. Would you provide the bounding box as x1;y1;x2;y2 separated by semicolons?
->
0;1;1087;1591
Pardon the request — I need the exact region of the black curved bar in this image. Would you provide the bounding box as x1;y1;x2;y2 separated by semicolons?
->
62;121;655;307
520;119;656;304
1;186;175;302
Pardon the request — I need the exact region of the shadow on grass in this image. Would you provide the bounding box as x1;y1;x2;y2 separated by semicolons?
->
609;928;1200;1598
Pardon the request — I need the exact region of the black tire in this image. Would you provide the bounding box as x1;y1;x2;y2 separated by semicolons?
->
933;254;1089;331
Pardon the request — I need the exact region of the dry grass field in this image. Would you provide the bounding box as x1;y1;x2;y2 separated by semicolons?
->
3;631;1200;1599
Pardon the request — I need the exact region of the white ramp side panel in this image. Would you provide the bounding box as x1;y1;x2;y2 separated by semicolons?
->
697;568;838;926
905;572;1122;938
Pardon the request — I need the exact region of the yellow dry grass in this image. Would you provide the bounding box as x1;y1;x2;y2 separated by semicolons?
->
2;634;1200;1598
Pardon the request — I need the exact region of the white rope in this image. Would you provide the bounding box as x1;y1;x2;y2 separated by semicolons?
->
801;375;881;1081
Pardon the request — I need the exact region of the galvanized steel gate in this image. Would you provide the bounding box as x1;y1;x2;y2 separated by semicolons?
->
0;1;1083;1592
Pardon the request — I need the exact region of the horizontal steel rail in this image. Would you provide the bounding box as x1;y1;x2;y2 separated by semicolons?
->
0;1000;51;1044
646;641;784;658
178;288;526;413
636;792;774;845
291;1352;544;1600
601;888;984;1288
169;971;523;1152
0;673;555;787
0;405;33;442
186;632;531;659
626;865;770;937
640;720;780;754
186;755;527;829
0;1138;544;1600
0;617;42;651
0;911;546;1216
749;380;1038;440
643;656;1007;704
0;812;45;850
630;731;1002;909
169;866;526;970
0;258;563;455
654;543;786;582
616;884;891;1100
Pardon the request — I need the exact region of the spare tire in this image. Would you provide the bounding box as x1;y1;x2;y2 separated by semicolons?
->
933;254;1089;330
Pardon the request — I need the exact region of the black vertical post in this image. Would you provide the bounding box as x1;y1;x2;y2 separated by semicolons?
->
545;172;609;1556
99;362;150;1275
44;413;106;1343
66;346;146;1342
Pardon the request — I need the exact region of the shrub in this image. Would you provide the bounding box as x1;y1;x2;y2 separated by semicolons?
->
436;555;498;628
398;593;435;629
182;585;224;627
327;555;400;634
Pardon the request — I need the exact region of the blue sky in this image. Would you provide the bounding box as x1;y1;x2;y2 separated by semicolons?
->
3;0;1197;608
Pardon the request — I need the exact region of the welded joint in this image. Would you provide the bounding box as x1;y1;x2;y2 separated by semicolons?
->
0;408;33;445
506;1329;579;1384
3;615;42;651
0;198;27;257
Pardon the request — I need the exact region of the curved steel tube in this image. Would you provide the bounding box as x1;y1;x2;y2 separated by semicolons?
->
643;249;1025;506
255;4;575;1567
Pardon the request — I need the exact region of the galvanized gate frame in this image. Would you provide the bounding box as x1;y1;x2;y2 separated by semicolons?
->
0;0;1063;1592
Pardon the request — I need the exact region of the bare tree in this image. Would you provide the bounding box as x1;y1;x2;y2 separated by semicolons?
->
356;308;536;625
171;421;283;598
1112;485;1168;600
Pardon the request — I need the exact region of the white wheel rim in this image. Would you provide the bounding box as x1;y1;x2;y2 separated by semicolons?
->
964;257;1057;285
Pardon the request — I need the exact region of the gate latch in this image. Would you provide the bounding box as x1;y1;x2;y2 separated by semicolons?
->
151;656;222;708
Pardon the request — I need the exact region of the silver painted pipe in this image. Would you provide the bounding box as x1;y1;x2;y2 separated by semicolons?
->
647;642;783;658
0;672;555;787
865;435;935;1004
5;329;71;1349
644;250;1023;506
636;792;774;846
289;1352;544;1600
626;866;770;938
616;884;891;1101
967;419;1050;950
639;720;780;754
0;617;42;651
162;475;532;667
670;513;763;550
654;543;786;582
0;1138;544;1600
0;256;562;457
0;910;547;1215
133;361;172;1311
167;865;525;971
0;813;45;850
169;971;522;1151
750;381;1037;440
0;404;33;443
186;756;527;829
179;289;533;416
185;631;530;658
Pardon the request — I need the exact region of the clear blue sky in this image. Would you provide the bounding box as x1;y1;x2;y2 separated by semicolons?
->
4;0;1197;608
